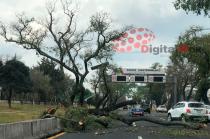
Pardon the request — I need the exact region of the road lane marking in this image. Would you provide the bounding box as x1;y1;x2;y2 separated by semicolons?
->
48;132;65;139
138;136;143;139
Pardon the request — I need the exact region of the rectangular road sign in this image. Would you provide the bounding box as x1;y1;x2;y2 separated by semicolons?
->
122;68;165;75
130;75;147;82
112;75;129;82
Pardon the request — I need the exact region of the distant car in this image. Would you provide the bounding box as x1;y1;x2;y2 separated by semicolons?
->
205;105;210;121
168;101;208;122
129;105;144;116
123;106;128;110
156;105;167;113
142;104;151;114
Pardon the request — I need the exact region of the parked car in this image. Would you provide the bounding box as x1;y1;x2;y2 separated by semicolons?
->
168;101;208;122
142;104;151;114
205;105;210;121
123;105;128;110
129;105;144;116
156;105;167;113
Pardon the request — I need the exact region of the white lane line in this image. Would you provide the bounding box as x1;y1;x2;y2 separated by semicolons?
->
138;136;143;139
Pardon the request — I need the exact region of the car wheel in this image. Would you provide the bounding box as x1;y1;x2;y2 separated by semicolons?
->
167;114;172;122
181;114;186;122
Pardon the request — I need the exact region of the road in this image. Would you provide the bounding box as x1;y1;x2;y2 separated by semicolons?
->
55;111;210;139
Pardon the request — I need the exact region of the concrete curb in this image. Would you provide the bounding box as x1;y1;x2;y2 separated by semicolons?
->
0;118;62;139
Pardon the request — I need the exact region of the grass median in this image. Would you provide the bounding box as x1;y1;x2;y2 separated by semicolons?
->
0;102;64;124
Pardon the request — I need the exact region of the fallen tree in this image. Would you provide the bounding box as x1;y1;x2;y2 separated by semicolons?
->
112;115;205;130
41;105;206;131
88;100;137;115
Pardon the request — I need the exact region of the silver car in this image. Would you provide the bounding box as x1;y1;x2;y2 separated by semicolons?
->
168;101;208;122
205;105;210;121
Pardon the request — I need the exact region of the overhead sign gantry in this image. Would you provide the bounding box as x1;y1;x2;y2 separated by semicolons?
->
112;68;166;83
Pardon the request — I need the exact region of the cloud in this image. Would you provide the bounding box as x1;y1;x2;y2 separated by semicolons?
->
0;0;210;70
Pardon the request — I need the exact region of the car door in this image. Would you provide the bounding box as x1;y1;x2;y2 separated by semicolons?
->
174;103;185;118
170;103;181;118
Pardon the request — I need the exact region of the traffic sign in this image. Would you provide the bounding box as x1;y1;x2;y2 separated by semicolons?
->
130;75;147;82
112;75;129;82
111;68;166;83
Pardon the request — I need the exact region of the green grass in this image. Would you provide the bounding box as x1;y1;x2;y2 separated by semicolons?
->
0;102;65;124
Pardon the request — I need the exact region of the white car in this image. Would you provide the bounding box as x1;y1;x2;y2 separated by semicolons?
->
205;105;210;121
156;105;167;113
168;101;208;122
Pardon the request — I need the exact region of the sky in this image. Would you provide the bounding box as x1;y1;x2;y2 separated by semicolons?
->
0;0;210;69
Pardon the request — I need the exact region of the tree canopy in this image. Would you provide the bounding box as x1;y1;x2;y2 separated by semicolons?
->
0;1;128;105
174;0;210;16
170;27;210;103
0;58;32;107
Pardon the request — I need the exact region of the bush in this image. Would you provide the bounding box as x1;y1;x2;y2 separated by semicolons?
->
61;107;88;131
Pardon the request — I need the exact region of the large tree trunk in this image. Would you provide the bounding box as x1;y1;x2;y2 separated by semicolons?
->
8;89;12;108
114;115;203;130
103;100;137;112
79;85;85;106
89;100;137;115
186;84;195;101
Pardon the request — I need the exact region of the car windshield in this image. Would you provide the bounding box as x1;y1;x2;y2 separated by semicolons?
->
188;103;204;108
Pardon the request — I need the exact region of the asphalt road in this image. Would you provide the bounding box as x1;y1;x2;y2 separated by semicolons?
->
56;111;210;139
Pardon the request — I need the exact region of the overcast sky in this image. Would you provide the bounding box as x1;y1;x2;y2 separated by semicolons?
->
0;0;210;69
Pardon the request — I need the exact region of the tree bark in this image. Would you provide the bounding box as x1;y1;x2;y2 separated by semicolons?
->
103;100;137;112
114;115;203;130
79;85;85;106
8;89;12;108
89;100;137;115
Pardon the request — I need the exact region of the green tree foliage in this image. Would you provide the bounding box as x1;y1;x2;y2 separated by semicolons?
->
0;1;127;105
147;63;165;106
174;0;210;16
90;64;136;110
30;68;52;104
0;58;32;108
132;85;149;103
36;58;74;105
171;27;210;103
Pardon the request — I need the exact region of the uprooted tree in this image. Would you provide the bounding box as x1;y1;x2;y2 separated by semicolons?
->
0;0;128;105
88;63;138;114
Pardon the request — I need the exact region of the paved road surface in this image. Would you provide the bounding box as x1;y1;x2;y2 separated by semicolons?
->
56;111;210;139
